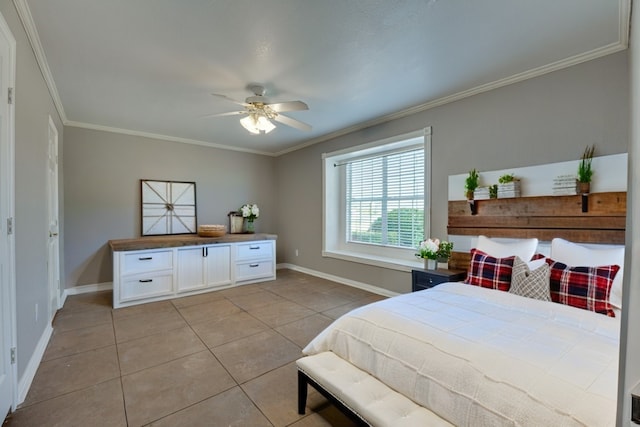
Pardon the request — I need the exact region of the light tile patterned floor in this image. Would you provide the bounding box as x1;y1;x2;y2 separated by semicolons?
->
3;269;386;427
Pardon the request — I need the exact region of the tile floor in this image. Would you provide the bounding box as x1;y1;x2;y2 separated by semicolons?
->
3;269;386;427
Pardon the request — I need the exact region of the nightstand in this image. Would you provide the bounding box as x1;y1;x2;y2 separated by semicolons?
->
411;268;467;292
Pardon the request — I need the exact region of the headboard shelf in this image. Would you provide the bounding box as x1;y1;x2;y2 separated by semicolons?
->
448;191;626;245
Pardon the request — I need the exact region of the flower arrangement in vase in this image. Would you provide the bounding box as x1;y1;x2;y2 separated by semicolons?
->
240;203;259;233
416;238;453;270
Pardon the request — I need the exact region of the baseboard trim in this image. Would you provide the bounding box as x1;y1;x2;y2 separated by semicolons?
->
276;263;399;298
17;323;53;405
18;282;114;404
63;281;113;300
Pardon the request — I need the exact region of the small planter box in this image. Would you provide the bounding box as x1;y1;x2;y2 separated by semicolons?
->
497;181;521;198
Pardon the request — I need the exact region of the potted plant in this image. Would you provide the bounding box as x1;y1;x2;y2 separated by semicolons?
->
577;145;595;194
416;238;453;270
497;173;521;198
464;169;479;200
498;173;516;184
437;240;454;268
489;184;498;199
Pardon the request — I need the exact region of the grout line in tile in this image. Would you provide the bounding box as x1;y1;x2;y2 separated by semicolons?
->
14;270;382;426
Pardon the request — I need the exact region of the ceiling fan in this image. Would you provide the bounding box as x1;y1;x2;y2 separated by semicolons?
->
208;85;311;134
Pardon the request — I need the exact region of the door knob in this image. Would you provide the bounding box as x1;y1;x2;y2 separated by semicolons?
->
49;231;59;237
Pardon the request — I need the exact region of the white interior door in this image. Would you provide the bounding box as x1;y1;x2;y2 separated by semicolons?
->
0;11;15;418
47;116;60;322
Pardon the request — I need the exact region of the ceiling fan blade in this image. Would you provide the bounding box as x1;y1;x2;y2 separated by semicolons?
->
201;110;247;118
268;100;309;113
211;93;249;107
273;114;312;131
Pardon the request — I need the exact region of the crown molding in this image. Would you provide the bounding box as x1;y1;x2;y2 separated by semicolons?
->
13;0;67;123
276;0;631;157
64;120;276;156
276;42;628;157
14;0;630;158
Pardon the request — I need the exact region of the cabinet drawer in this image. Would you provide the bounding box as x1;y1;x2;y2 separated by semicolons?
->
236;241;273;261
236;260;274;281
122;250;173;275
412;269;466;292
121;272;173;301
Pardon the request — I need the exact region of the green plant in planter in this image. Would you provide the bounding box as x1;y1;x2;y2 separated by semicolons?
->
578;145;595;183
464;169;480;199
498;173;516;184
489;184;498;199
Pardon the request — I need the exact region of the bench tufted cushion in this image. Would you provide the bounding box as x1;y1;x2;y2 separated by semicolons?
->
297;351;453;427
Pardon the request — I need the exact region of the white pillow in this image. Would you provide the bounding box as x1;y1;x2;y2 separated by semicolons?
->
550;238;625;312
476;235;539;261
527;258;547;270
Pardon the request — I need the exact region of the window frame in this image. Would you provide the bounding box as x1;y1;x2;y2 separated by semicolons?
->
322;127;432;271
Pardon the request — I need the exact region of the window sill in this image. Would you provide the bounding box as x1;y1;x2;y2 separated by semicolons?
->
322;249;424;272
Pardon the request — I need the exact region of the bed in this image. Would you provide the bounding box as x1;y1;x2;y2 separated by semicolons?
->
296;237;623;426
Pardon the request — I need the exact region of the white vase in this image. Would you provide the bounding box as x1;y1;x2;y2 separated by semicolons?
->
425;259;437;270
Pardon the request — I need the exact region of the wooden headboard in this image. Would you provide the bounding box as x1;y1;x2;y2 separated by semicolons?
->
447;191;626;270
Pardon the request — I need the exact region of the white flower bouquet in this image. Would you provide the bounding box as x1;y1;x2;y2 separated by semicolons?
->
240;203;260;221
416;238;453;260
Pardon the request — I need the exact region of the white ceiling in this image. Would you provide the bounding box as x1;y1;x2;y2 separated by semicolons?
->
19;0;629;156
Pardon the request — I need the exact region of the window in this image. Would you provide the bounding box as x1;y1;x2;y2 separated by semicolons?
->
323;128;431;270
346;148;424;248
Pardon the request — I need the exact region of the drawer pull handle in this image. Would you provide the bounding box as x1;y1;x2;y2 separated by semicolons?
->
139;279;153;283
138;257;153;261
249;246;260;250
249;264;259;268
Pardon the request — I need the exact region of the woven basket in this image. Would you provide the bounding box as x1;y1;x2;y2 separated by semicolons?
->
198;224;227;237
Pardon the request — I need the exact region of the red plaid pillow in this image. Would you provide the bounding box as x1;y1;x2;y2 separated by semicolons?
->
465;249;515;291
546;259;619;317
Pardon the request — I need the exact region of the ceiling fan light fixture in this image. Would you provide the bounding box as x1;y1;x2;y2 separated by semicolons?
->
240;113;276;134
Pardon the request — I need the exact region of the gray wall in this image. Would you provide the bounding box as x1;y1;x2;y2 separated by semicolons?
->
0;0;65;379
63;127;276;288
276;51;629;294
2;0;633;416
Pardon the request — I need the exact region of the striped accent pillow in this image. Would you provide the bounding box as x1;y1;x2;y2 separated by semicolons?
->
465;249;515;292
546;259;619;317
509;256;551;301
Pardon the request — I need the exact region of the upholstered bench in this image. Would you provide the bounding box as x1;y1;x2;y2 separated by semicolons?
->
297;351;453;427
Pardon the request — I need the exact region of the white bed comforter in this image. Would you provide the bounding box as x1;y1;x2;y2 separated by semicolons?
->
303;283;619;426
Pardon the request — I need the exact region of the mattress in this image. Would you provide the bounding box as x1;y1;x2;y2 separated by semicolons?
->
302;282;619;426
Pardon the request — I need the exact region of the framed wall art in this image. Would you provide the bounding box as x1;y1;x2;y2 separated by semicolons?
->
141;179;197;236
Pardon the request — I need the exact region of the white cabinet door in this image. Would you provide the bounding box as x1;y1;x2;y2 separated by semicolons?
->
177;245;231;292
205;245;231;288
176;246;206;292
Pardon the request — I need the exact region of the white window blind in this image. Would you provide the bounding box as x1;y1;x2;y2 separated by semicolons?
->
346;147;424;249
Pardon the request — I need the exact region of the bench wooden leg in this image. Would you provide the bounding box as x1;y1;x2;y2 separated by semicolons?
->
298;370;308;414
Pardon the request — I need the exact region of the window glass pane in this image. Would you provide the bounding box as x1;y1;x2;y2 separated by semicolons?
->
346;147;424;249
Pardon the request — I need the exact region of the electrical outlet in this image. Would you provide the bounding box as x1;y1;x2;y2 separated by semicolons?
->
295;249;299;257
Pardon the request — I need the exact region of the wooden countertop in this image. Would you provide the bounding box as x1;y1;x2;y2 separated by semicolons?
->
109;233;277;252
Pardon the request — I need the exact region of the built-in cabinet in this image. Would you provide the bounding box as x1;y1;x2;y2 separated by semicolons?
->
111;237;276;308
